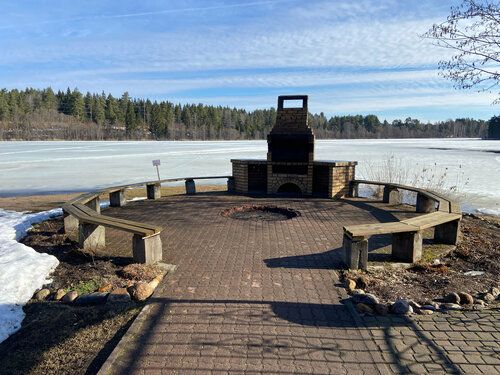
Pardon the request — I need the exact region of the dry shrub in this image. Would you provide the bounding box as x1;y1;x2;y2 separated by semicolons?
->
410;262;448;274
120;263;160;281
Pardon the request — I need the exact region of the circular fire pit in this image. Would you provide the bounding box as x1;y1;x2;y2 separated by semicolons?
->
221;205;300;221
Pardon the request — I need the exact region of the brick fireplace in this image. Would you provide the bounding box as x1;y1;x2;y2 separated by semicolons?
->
231;95;357;197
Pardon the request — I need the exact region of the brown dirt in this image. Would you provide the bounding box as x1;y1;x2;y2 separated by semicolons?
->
343;214;500;305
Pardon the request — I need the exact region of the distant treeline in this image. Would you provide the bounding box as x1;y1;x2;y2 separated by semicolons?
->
0;87;490;140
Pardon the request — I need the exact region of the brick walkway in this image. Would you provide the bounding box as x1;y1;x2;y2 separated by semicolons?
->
98;193;500;375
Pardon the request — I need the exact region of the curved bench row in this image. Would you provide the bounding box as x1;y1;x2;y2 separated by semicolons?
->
343;180;462;270
62;176;233;264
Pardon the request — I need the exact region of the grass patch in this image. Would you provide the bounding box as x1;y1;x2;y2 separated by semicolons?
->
65;279;103;295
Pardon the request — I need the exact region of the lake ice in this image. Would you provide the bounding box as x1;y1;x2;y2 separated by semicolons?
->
0;138;498;215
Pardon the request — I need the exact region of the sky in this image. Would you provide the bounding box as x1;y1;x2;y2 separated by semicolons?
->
0;0;498;122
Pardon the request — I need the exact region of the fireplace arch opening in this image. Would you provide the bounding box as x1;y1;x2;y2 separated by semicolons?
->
277;182;302;195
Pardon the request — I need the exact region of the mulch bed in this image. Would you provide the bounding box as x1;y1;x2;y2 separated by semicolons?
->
342;214;500;305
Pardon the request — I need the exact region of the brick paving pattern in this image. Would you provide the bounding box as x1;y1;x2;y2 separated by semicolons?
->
99;193;500;374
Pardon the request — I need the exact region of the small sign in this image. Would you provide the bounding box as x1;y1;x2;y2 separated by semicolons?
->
152;159;161;166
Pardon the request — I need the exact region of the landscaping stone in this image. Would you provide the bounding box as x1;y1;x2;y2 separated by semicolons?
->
98;284;112;292
53;289;66;301
473;303;486;310
444;292;460;304
474;299;485;306
441;303;462;310
62;290;78;303
391;299;412;314
375;303;390;315
356;275;368;290
481;293;495;302
356;303;374;313
128;282;153;301
409;301;421;309
424;301;440;309
107;288;131;304
34;289;50;301
458;292;474;305
421;305;438;311
351;289;364;295
419;309;434;315
345;279;356;292
489;287;499;298
352;293;379;305
149;274;163;290
74;292;109;306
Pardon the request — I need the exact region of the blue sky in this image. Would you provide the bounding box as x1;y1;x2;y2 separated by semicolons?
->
0;0;497;121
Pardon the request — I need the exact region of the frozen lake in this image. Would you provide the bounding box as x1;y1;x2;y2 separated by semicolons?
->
0;139;499;216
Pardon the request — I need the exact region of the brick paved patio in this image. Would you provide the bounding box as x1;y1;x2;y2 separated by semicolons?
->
98;192;500;374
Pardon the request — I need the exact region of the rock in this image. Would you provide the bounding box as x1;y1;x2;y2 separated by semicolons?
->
356;275;368;290
62;290;78;304
391;299;412;315
409;301;421;309
444;292;460;304
345;279;356;292
34;289;50;301
74;292;109;306
107;288;131;304
473;304;485;310
424;301;440;309
53;289;66;301
441;303;461;310
149;275;163;290
352;293;379;305
421;305;438;311
474;299;485;306
98;284;112;292
481;293;495;302
458;292;474;305
356;303;374;313
351;289;365;295
419;309;434;315
375;303;390;315
128;282;153;301
489;287;499;298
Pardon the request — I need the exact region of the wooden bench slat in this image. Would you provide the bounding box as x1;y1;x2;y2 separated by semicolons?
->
344;222;419;237
401;212;461;230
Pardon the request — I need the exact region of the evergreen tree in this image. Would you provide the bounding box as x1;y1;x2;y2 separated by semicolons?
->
488;116;500;139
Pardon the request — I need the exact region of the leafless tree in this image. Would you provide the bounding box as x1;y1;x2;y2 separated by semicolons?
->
422;0;500;102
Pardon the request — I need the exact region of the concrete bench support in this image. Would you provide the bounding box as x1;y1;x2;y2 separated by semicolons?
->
342;234;368;270
110;189;126;207
227;177;235;192
147;183;161;200
416;193;435;213
392;231;423;262
185;179;196;195
383;186;399;204
434;219;460;245
349;181;359;198
63;211;79;234
85;196;101;214
79;223;105;250
133;233;162;264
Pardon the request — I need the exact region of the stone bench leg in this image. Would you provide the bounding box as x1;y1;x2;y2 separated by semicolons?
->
383;186;399;204
79;223;105;250
147;183;161;199
342;234;368;270
133;233;162;264
110;189;126;207
416;193;435;213
185;179;196;195
85;196;100;213
63;211;79;234
434;220;460;245
227;177;235;192
392;231;422;262
349;181;359;198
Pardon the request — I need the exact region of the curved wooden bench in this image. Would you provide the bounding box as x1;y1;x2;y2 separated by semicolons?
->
343;180;462;270
62;176;232;264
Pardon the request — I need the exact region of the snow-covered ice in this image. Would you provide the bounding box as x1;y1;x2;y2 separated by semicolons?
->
0;208;62;343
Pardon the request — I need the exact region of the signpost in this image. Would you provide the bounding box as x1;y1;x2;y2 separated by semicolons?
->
152;159;161;182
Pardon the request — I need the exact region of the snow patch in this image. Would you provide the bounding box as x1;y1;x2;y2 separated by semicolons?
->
0;208;62;343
